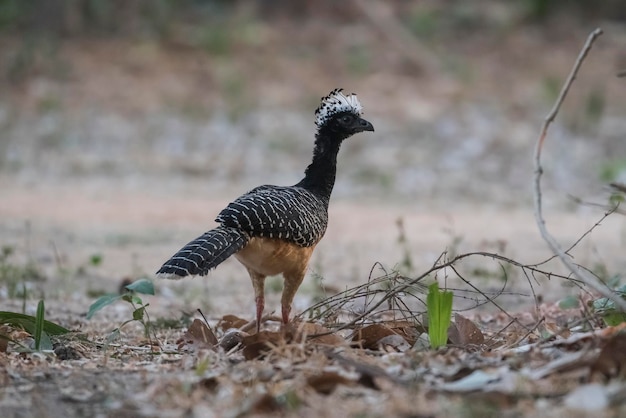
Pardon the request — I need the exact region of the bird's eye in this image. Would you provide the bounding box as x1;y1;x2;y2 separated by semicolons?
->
341;115;352;123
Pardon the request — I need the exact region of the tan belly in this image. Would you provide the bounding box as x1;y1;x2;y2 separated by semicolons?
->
234;237;315;277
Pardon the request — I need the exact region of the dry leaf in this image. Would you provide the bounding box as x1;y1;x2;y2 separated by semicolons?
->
242;331;284;360
307;372;352;395
352;324;398;350
388;320;422;346
286;322;345;346
219;314;249;331
178;319;217;350
590;332;626;381
448;314;484;345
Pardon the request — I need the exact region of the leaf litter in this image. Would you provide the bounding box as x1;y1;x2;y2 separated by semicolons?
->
3;262;626;417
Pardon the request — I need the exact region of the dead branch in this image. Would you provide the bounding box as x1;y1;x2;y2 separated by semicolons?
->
299;251;576;335
532;28;626;311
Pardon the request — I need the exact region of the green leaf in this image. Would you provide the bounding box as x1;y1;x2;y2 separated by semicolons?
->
592;297;614;313
0;312;70;335
125;278;155;295
86;294;122;319
591;295;626;326
122;294;143;305
558;295;580;309
602;312;626;326
427;282;453;349
34;300;44;351
132;306;145;321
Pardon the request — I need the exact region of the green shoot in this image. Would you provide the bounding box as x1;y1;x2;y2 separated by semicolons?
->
87;278;155;339
427;282;453;349
0;301;70;351
34;299;44;350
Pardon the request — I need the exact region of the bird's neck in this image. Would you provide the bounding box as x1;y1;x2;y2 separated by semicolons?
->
296;130;343;200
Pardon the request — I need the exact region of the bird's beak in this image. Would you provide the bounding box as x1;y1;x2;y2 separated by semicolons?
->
356;117;375;133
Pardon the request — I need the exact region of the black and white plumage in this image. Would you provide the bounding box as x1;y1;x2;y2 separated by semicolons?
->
216;185;329;247
157;88;374;331
158;226;249;277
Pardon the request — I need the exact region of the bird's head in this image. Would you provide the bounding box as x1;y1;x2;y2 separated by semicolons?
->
315;89;374;139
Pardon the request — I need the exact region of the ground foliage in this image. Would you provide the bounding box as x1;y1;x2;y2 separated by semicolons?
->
2;247;626;417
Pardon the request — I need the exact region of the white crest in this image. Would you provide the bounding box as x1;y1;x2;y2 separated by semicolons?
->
315;88;363;128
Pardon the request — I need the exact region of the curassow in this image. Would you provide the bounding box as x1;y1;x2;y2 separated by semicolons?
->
157;88;374;330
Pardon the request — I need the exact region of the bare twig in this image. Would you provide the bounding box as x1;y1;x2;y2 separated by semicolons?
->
298;251;575;337
532;28;626;311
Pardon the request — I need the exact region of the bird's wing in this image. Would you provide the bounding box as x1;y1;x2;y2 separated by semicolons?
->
215;186;328;247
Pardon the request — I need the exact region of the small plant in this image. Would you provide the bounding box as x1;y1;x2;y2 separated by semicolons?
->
427;282;453;349
87;278;155;339
0;300;70;351
591;284;626;326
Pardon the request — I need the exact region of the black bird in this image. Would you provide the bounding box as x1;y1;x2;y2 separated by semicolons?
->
157;88;374;330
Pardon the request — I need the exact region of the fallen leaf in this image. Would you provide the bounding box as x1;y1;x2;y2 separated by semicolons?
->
178;319;217;351
306;372;352;395
448;314;484;345
241;331;284;360
219;314;248;331
590;332;626;381
286;322;345;346
388;320;423;346
353;324;399;350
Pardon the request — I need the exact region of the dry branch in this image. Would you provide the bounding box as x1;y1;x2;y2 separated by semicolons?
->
299;251;577;336
532;28;626;312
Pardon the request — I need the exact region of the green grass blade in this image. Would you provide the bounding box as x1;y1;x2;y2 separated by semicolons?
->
34;300;44;350
427;282;453;349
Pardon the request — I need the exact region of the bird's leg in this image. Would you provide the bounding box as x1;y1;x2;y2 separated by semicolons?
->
281;304;291;325
255;295;265;332
281;270;306;326
248;269;266;333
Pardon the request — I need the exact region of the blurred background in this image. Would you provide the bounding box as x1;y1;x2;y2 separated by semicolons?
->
1;0;626;313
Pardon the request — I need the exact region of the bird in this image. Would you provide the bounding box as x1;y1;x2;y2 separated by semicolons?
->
157;88;374;331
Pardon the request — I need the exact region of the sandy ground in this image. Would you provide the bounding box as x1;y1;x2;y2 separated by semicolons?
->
2;175;624;323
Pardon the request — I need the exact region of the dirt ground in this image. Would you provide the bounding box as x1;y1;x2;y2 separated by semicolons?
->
2;6;626;417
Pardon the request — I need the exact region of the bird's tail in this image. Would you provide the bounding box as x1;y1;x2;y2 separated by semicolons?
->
157;226;249;278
